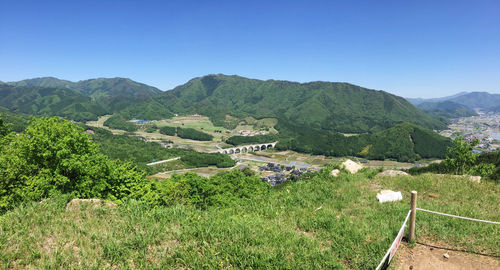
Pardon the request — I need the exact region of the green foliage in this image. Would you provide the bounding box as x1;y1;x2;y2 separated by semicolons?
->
226;134;278;146
138;170;268;209
176;127;213;141
1;170;497;268
159;126;176;136
417;101;478;119
0;107;30;132
408;140;498;180
443;137;480;175
0;117;146;213
103;115;138;132
90;126;235;172
0;84;103;122
276;122;450;162
180;151;235;168
0;113;10;137
158;74;446;133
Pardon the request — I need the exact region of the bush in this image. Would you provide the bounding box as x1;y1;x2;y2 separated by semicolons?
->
137;170;269;209
0;117;146;213
103;115;138;132
226;134;278;146
180;152;235;168
159;126;176;136
176;127;213;141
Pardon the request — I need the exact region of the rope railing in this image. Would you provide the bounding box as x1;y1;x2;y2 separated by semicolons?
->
416;207;500;225
374;190;499;269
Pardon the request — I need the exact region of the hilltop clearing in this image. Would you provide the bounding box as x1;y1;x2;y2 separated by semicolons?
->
0;171;497;269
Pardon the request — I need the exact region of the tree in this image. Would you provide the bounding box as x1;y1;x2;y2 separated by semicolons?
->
0;113;11;137
0;117;146;213
442;137;479;175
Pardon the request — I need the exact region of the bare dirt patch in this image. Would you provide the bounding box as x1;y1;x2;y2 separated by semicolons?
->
395;241;499;270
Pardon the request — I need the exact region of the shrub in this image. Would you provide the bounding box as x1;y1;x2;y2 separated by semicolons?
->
176;127;213;141
159;126;176;136
0;117;146;213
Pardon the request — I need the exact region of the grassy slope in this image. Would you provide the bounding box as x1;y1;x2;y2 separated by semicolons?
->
1;171;498;269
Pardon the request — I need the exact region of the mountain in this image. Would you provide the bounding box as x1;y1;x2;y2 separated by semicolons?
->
1;74;451;161
8;77;162;99
0;84;105;121
417;101;478;119
7;77;76;89
156;74;446;133
75;78;162;99
407;91;500;112
406;92;468;106
3;77;165;121
447;92;500;111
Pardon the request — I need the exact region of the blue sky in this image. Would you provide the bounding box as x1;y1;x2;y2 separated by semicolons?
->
1;0;499;98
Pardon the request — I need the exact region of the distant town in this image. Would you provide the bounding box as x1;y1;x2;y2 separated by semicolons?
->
439;112;500;152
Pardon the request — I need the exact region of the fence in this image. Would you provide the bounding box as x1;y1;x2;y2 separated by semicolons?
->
375;190;499;270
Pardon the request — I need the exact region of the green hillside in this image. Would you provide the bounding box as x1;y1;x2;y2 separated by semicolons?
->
8;77;162;98
1;77;164;121
0;84;104;121
417;100;478;119
157;74;446;133
277;122;450;162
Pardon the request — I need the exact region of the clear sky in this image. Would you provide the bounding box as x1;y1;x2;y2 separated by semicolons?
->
1;0;499;98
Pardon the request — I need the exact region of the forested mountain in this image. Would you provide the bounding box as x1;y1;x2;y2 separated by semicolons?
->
417;101;478;119
407;91;500;112
1;77;164;121
447;92;500;111
2;74;452;160
8;77;162;98
0;84;106;121
155;74;446;133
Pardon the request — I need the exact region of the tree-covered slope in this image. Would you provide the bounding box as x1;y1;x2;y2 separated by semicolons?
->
158;74;446;133
447;92;500;111
276;122;450;162
75;77;162;99
417;100;478;119
0;84;105;121
8;77;162;99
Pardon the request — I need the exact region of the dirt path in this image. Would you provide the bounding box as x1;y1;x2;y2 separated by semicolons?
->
394;242;499;270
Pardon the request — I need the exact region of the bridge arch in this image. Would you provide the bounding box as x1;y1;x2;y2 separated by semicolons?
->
242;147;247;153
235;148;241;153
261;145;267;150
267;144;273;149
254;146;260;151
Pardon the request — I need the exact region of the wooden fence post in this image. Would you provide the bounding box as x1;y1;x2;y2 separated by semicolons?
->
409;191;417;242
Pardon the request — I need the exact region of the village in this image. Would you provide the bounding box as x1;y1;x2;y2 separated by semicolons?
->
439;112;500;152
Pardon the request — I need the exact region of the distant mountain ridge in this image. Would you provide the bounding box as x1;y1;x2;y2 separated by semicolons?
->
416;101;478;119
407;91;500;112
7;77;162;98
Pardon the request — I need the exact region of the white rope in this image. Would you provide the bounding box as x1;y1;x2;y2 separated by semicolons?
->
416;208;500;225
375;210;412;270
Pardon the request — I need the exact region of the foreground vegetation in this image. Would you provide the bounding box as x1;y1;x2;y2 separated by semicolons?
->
0;170;498;269
0;114;498;269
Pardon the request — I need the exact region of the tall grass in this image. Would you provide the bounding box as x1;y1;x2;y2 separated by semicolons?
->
0;170;498;269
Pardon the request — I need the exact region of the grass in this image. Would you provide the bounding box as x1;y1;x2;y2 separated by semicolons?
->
1;171;498;269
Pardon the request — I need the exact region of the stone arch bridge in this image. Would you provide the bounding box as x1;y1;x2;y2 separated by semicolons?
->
215;142;278;154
